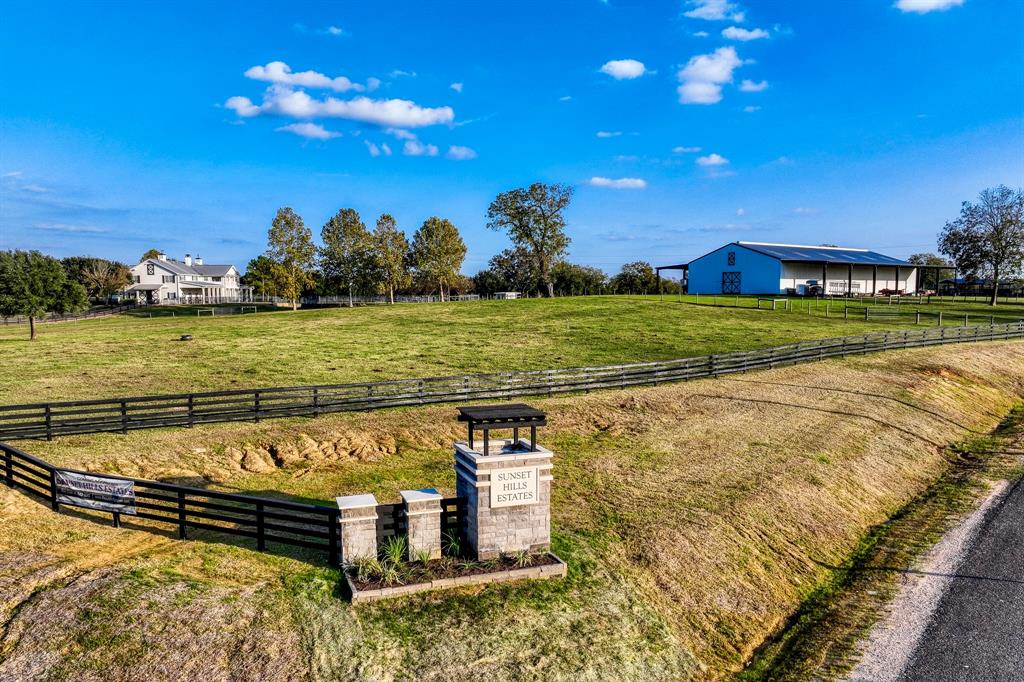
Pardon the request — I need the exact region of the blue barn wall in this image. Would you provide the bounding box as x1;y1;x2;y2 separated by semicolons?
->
687;244;782;294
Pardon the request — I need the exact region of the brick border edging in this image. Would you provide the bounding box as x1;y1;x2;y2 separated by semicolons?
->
345;552;568;604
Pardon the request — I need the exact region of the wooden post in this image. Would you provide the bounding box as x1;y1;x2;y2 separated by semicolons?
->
177;491;187;539
112;512;121;528
256;501;266;551
312;387;320;417
938;311;943;326
328;511;339;566
3;447;11;487
254;391;261;422
44;404;53;441
120;400;128;434
916;311;920;325
50;468;59;511
187;395;194;428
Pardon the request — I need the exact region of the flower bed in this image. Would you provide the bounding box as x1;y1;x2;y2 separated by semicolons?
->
345;549;567;603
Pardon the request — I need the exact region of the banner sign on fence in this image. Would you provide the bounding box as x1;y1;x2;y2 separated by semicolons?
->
55;470;136;514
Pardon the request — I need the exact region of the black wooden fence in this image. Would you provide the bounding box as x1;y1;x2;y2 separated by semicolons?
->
2;322;1022;442
1;440;468;566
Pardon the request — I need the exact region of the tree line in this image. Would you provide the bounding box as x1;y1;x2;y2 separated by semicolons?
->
0;253;131;338
247;182;682;308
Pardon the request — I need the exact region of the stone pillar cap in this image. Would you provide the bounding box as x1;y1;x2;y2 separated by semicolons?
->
400;488;442;503
336;493;378;509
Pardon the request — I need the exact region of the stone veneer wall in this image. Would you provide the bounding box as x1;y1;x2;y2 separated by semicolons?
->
401;488;443;560
455;438;552;560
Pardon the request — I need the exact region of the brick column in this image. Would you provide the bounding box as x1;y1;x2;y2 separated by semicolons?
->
335;493;378;564
401;488;443;561
455;438;552;560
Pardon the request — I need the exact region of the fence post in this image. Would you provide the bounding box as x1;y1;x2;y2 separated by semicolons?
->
916;311;920;325
312;387;320;417
44;404;53;441
120;400;128;434
938;311;943;326
256;501;266;551
177;491;187;539
187;395;194;428
965;313;969;326
254;391;261;422
328;511;340;566
4;446;12;487
844;306;848;320
50;468;59;511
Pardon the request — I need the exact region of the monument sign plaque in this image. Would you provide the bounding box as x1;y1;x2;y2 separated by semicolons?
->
489;465;539;508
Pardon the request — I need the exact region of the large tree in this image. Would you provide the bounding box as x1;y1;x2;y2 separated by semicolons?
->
372;214;411;304
486;182;573;298
487;246;540;295
610;261;660;295
409;217;467;301
82;260;131;303
939;185;1024;305
266;207;316;310
141;248;162;261
243;255;278;297
0;250;88;339
319;208;374;308
551;261;608;296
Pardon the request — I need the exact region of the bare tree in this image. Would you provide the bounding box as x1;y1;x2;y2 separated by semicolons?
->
939;186;1024;305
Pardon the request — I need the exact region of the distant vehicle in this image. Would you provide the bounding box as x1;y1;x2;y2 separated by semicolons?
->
803;279;823;296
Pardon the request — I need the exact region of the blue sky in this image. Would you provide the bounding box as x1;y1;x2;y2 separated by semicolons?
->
1;0;1022;274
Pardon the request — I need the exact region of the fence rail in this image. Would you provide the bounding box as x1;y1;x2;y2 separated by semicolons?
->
1;303;137;325
0;440;468;566
1;323;1022;442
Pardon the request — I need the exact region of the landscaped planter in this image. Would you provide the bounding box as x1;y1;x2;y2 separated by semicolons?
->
345;552;568;603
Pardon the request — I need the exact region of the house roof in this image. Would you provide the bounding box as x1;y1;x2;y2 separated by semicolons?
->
736;242;913;266
141;258;236;277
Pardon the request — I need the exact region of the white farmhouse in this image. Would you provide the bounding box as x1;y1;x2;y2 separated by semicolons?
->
125;253;251;304
662;242;925;296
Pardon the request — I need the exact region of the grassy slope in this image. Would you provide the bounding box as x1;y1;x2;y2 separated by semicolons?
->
0;295;940;404
2;342;1023;680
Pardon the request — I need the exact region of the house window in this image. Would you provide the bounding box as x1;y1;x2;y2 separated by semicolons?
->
162;275;175;283
146;264;155;275
133;275;141;283
212;276;221;282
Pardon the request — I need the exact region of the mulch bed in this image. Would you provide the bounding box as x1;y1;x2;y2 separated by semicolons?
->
348;552;562;591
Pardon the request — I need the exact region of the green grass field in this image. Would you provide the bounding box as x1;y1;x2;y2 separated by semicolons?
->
3;295;1021;405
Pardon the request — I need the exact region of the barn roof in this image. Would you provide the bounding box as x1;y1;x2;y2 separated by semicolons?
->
736;242;913;266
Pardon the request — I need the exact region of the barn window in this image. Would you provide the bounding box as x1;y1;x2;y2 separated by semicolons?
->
146;264;154;275
727;251;736;266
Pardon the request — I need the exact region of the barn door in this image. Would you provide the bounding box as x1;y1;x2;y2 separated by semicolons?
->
722;272;741;294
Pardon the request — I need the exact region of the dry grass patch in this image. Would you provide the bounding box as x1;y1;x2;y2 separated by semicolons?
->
2;342;1023;680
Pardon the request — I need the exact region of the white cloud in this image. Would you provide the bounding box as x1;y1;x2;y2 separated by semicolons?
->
559;95;573;101
736;208;746;216
683;0;745;21
722;26;769;40
365;141;381;157
673;145;702;153
794;207;818;214
23;184;50;193
244;61;370;93
596;131;623;138
225;87;455;128
366;77;381;92
381;143;392;156
450;82;464;93
743;105;761;112
322;25;346;36
614;154;640;161
1;171;23;178
35;222;109;234
587;176;647;189
692;30;710;37
739;79;769;92
275;122;341;140
677;46;742;104
599;59;647;80
385;127;417;140
895;0;964;13
389;69;417;78
696;153;729;166
403;140;439;156
447;145;477;160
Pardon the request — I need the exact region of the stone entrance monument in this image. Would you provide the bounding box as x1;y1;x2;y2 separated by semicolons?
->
454;404;552;559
